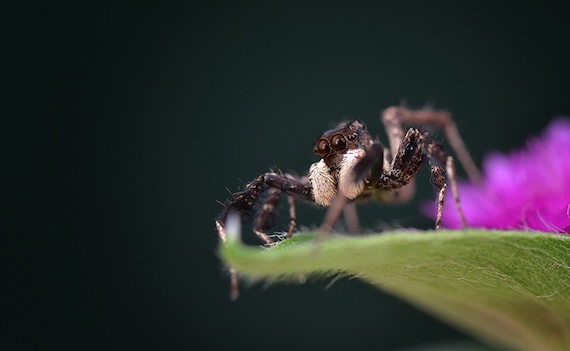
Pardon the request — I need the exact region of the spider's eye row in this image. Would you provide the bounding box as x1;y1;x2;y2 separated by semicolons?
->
347;133;357;142
330;134;347;151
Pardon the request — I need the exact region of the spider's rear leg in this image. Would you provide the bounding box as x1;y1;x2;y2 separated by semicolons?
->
445;156;467;227
429;165;448;230
421;133;468;228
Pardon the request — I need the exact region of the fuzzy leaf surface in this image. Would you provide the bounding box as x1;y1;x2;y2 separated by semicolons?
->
220;230;570;351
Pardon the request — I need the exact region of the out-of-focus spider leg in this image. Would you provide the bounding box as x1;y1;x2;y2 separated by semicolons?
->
318;193;349;240
343;203;360;235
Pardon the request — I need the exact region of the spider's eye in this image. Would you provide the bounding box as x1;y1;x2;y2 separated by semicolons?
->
330;134;347;151
314;138;330;156
347;133;357;142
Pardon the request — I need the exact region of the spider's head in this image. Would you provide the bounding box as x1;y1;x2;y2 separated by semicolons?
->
312;120;374;171
313;120;373;158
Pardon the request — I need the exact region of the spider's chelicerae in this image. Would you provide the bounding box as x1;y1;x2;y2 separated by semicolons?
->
216;107;480;247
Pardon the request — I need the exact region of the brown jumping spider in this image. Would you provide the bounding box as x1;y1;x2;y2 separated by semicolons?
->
216;107;479;247
216;107;480;299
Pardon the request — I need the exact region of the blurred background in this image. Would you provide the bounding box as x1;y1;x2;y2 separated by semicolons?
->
6;1;570;350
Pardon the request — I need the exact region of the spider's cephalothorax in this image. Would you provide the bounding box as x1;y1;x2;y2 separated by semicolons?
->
216;107;479;247
216;107;479;298
308;119;407;209
309;120;375;207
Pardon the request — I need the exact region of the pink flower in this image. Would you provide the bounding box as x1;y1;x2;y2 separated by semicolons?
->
432;117;570;234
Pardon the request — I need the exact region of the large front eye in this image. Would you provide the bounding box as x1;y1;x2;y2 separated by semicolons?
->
314;138;330;156
330;134;347;151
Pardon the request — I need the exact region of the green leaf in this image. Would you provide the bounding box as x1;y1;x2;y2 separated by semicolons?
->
219;228;570;351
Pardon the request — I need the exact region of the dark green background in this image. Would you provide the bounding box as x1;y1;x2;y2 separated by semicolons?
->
7;1;570;350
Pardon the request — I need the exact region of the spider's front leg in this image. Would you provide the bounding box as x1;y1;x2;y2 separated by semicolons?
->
216;172;312;300
253;178;305;242
216;172;312;245
381;128;467;230
383;106;481;182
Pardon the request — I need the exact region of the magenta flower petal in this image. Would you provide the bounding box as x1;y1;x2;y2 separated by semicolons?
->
430;117;570;234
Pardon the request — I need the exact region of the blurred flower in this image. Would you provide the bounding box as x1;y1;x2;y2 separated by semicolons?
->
430;117;570;234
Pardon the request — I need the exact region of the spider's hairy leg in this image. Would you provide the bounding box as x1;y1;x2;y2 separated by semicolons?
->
253;189;301;243
216;172;313;244
446;156;467;227
216;172;312;300
381;108;416;203
382;129;426;189
430;165;448;230
383;106;481;182
255;171;304;241
283;174;309;238
216;174;265;242
253;188;281;244
421;132;468;228
380;128;448;230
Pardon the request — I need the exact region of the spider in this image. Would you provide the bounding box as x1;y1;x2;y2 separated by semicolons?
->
216;107;479;298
